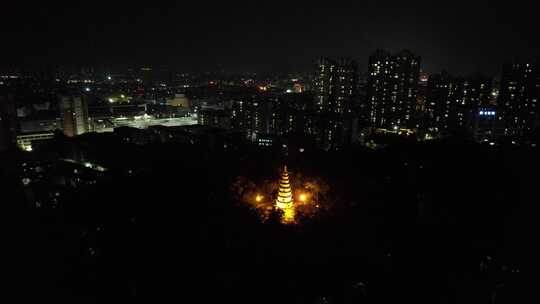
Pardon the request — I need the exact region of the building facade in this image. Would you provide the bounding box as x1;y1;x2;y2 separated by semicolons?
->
230;99;273;141
198;109;231;129
59;95;89;137
313;58;357;114
367;50;420;129
472;106;500;141
425;73;492;135
498;61;540;136
16;131;55;152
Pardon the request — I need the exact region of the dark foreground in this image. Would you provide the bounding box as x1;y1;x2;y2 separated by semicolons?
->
3;138;535;303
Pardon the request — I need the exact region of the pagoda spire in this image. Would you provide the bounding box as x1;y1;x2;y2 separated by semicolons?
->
276;165;295;223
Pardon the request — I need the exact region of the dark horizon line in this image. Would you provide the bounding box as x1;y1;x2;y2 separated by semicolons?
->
0;54;538;78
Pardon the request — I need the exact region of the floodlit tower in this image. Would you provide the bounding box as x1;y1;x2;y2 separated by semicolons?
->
276;165;295;223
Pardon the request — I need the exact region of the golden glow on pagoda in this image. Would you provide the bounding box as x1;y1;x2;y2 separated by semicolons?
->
275;165;295;223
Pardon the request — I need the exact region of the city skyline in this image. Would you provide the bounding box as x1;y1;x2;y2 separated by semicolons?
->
1;3;537;302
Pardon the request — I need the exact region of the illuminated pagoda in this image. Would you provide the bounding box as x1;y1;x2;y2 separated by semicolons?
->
275;165;295;223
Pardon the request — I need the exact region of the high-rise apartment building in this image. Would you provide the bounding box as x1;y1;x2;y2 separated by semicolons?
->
425;73;492;134
498;61;540;136
367;50;420;129
231;99;273;141
313;58;357;114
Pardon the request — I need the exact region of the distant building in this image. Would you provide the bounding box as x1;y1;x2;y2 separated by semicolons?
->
314;58;333;112
256;134;274;147
109;104;147;117
166;94;190;108
416;71;429;122
141;67;154;87
16;131;55;152
472;106;501;141
114;126;155;145
498;61;540;136
459;75;493;115
19;118;61;133
313;113;359;150
271;105;299;137
148;125;194;145
367;49;421;129
355;73;371;127
425;72;459;132
231;99;273;140
198;109;231;129
149;124;242;150
0;94;18;152
59;95;89;137
425;73;492;135
314;58;357;114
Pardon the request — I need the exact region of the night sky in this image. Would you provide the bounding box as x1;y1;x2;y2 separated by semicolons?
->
2;1;538;75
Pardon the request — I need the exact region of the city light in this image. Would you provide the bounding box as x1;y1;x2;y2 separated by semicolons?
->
479;110;496;116
85;87;91;92
298;193;307;202
255;195;263;202
107;76;112;80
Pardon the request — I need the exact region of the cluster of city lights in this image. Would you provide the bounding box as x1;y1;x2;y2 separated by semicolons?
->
479;110;496;116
